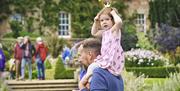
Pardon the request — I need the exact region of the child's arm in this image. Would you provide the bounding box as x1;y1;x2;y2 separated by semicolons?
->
110;9;122;33
91;14;105;37
80;63;100;85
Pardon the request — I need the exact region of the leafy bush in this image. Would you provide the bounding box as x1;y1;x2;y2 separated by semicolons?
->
54;57;75;79
126;66;180;78
125;49;168;67
9;21;22;38
122;71;146;91
149;0;180;28
122;22;138;51
0;78;10;91
3;31;40;38
149;73;180;91
175;47;180;65
45;60;52;69
45;33;67;58
136;32;154;50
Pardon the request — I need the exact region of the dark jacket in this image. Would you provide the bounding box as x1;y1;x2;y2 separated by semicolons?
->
20;43;35;58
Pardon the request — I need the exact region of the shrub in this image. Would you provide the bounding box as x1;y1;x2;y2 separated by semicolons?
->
125;49;168;67
0;78;10;91
45;60;52;69
122;71;146;91
136;32;154;50
54;57;75;79
126;66;180;78
122;22;138;51
150;73;180;91
45;33;67;58
9;21;22;38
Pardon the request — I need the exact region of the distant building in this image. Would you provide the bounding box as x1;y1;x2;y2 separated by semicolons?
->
123;0;150;33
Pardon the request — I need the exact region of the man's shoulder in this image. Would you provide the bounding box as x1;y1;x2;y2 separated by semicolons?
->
93;68;109;76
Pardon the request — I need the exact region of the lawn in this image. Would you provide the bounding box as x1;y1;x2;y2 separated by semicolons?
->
144;78;166;89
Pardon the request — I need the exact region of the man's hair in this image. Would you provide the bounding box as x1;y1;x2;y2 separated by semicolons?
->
77;38;101;56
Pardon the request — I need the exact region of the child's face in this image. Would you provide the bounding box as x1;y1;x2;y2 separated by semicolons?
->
99;14;113;30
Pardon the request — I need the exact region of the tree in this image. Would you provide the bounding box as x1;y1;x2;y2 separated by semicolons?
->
149;0;180;28
10;21;22;38
122;21;138;51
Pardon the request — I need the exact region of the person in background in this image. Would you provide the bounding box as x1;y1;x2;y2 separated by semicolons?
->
14;37;23;80
62;45;71;67
20;36;35;80
0;43;6;77
9;58;15;80
34;37;48;80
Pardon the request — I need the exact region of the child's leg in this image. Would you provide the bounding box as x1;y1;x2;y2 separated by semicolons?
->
81;62;99;84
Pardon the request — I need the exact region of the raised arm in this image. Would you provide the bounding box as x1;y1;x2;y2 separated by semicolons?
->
110;9;122;33
91;14;105;37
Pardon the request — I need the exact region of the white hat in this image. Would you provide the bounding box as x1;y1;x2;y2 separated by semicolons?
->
36;37;43;43
17;37;23;43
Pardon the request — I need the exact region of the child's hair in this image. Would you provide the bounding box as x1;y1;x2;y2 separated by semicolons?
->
96;7;119;30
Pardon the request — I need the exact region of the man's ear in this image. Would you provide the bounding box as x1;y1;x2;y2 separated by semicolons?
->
88;51;93;60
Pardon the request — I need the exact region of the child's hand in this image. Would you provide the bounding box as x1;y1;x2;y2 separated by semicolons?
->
78;80;88;90
110;9;117;15
94;15;99;22
78;81;85;90
81;78;88;85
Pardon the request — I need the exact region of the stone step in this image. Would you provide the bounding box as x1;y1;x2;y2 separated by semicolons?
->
7;79;78;91
7;79;77;85
11;88;78;91
9;84;78;89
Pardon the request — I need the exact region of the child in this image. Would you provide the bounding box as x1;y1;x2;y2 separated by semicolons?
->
79;6;125;87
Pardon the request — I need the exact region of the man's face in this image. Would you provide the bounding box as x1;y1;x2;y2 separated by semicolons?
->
78;45;94;68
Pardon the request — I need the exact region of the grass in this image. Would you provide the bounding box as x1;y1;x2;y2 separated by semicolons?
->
144;78;166;89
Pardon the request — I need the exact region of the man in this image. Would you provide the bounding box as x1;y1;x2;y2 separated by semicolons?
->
14;37;23;80
77;38;124;91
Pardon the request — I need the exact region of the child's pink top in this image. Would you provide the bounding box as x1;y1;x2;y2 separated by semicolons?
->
94;30;124;76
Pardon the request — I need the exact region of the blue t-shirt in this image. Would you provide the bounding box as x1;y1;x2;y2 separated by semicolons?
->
81;68;124;91
79;68;87;80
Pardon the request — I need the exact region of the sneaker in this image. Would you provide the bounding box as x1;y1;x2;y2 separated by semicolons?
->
19;77;24;81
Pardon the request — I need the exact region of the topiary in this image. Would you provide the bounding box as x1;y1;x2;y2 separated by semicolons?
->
45;60;52;69
54;57;65;79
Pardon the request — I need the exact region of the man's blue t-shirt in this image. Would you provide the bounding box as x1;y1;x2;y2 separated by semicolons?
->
81;68;124;91
79;68;87;80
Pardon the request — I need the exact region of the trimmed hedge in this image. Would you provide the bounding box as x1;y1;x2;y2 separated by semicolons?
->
54;57;75;79
126;66;180;78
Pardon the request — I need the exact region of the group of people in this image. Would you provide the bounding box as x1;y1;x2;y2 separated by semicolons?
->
0;36;48;81
74;5;125;91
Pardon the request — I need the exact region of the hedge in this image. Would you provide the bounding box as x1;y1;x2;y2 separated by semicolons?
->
126;66;180;78
54;57;75;79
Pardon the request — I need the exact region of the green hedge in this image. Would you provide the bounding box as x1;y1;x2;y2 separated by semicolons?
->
126;66;180;78
54;57;75;79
